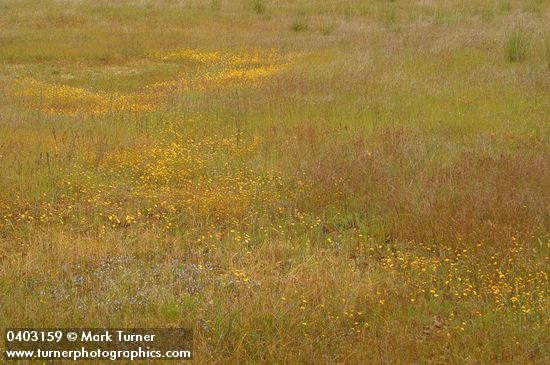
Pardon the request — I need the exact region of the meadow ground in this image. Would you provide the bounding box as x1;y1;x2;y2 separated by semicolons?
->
0;0;549;363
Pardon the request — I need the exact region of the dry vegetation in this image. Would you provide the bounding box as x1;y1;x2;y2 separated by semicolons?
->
0;0;549;363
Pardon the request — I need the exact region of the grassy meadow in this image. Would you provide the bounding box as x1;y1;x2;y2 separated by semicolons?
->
0;0;549;363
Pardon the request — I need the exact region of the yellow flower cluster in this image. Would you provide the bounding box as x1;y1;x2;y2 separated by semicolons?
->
11;48;289;116
102;130;281;226
11;77;154;116
0;111;294;238
202;65;280;86
375;238;548;319
157;49;223;63
153;48;280;67
148;48;286;93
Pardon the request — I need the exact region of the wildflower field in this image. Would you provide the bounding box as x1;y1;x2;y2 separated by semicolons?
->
0;0;549;363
